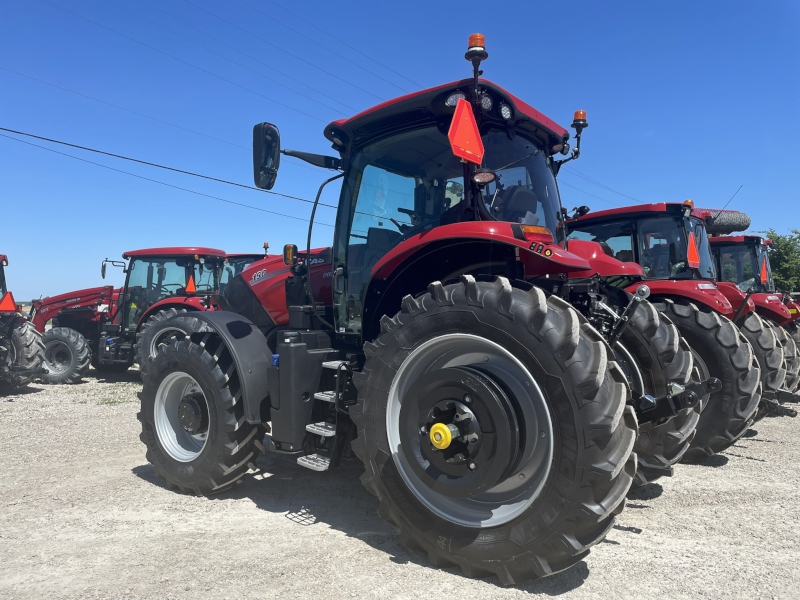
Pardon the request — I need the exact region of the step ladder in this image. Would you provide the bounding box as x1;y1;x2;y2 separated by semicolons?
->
296;359;354;472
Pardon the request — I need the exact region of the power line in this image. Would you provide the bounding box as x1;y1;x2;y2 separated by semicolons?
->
239;0;410;94
130;0;359;114
0;132;335;227
105;0;350;116
180;0;385;102
562;166;641;203
558;180;623;208
40;0;326;122
266;0;423;89
0;127;339;210
0;65;327;175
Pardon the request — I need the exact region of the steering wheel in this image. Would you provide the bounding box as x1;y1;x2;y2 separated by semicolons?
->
159;283;183;293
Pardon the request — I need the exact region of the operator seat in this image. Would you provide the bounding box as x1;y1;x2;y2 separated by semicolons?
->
616;250;634;263
502;186;540;225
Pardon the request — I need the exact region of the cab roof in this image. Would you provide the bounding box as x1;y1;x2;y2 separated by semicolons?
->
709;235;769;245
123;247;226;259
0;254;7;265
325;78;568;151
570;202;714;224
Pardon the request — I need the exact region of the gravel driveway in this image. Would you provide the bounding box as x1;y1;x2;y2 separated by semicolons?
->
1;371;798;599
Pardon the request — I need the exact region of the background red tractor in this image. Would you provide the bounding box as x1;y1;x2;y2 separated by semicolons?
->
30;247;227;383
137;35;714;583
0;254;45;392
709;232;800;393
566;201;771;459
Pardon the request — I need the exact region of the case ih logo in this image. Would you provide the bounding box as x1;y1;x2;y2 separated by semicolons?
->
249;269;267;285
309;258;325;265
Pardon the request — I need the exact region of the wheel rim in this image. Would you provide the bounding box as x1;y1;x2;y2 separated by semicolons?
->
154;372;209;462
386;333;553;528
149;327;186;359
44;340;72;373
690;349;712;410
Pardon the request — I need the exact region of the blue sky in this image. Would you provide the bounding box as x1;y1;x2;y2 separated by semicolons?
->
1;0;798;299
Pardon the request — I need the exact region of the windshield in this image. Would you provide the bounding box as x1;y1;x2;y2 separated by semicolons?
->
567;215;716;279
220;257;260;291
123;257;215;330
716;244;762;292
334;126;561;334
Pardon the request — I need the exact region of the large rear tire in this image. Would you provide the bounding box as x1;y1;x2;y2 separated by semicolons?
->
135;308;196;380
616;299;696;486
739;312;785;394
350;276;637;584
138;333;264;494
652;300;760;462
41;326;90;384
0;320;45;390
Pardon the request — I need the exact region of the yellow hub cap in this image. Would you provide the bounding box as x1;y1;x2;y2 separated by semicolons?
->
429;423;454;450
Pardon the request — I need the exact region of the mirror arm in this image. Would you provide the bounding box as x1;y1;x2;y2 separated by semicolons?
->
282;149;342;171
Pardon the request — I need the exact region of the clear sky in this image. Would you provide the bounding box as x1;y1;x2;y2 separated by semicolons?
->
1;0;798;299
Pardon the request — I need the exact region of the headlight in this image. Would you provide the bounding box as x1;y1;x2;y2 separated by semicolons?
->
446;92;466;107
698;283;716;290
499;103;513;120
480;94;493;111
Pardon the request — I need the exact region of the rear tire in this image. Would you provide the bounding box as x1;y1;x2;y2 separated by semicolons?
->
351;276;637;584
138;334;263;495
616;299;696;486
41;327;90;384
652;300;760;462
0;320;45;390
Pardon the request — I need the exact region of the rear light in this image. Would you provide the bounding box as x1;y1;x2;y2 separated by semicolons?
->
520;225;553;243
480;94;493;110
499;103;513;120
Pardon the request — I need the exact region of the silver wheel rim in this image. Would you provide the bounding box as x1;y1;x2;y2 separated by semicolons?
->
149;327;186;359
386;333;553;528
154;372;209;462
44;340;72;373
691;349;712;410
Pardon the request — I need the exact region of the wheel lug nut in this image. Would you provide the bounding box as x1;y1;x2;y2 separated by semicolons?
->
469;462;476;470
463;394;472;404
419;425;427;435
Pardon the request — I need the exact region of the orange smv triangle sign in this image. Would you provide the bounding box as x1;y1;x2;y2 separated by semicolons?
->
760;256;769;284
0;291;16;313
686;231;700;269
448;98;484;165
185;275;196;294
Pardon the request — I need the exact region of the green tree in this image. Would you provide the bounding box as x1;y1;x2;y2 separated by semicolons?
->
764;229;800;291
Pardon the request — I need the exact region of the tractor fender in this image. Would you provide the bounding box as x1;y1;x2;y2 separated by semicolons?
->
751;292;792;325
362;226;590;342
565;239;645;277
137;297;207;329
715;282;755;319
179;311;272;424
629;279;737;318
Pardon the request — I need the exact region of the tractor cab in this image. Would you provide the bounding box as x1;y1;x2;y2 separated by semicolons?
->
221;250;270;293
567;202;716;280
711;235;773;293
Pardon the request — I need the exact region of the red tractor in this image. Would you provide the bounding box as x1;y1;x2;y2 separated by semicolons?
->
30;247;227;383
709;231;800;392
0;254;45;392
137;35;719;582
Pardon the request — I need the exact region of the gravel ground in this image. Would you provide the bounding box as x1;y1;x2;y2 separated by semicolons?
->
1;372;799;600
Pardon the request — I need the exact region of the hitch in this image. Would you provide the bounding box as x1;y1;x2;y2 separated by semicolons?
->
633;377;722;424
759;397;798;418
607;285;651;347
762;388;800;404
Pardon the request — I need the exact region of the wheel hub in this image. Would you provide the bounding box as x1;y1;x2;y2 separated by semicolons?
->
401;366;522;499
178;392;208;435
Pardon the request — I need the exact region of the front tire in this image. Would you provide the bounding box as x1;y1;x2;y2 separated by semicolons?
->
776;321;800;393
41;326;91;384
350;276;637;584
138;335;264;494
135;308;201;381
652;300;760;462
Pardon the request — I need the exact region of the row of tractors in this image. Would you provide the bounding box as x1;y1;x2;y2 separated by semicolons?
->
2;34;798;585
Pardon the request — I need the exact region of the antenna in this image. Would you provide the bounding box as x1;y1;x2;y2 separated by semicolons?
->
713;184;744;219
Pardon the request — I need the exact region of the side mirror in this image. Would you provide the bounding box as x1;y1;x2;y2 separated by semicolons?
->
283;244;298;266
253;122;281;190
101;262;107;279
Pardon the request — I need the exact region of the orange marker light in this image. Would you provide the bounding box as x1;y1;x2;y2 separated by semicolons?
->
761;256;769;284
574;110;586;121
0;291;16;313
684;199;695;208
687;231;700;268
520;225;554;243
185;275;197;294
468;34;485;49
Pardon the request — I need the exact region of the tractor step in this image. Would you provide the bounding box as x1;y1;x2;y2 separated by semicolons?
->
322;360;350;370
297;453;330;472
306;421;336;437
314;390;337;403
